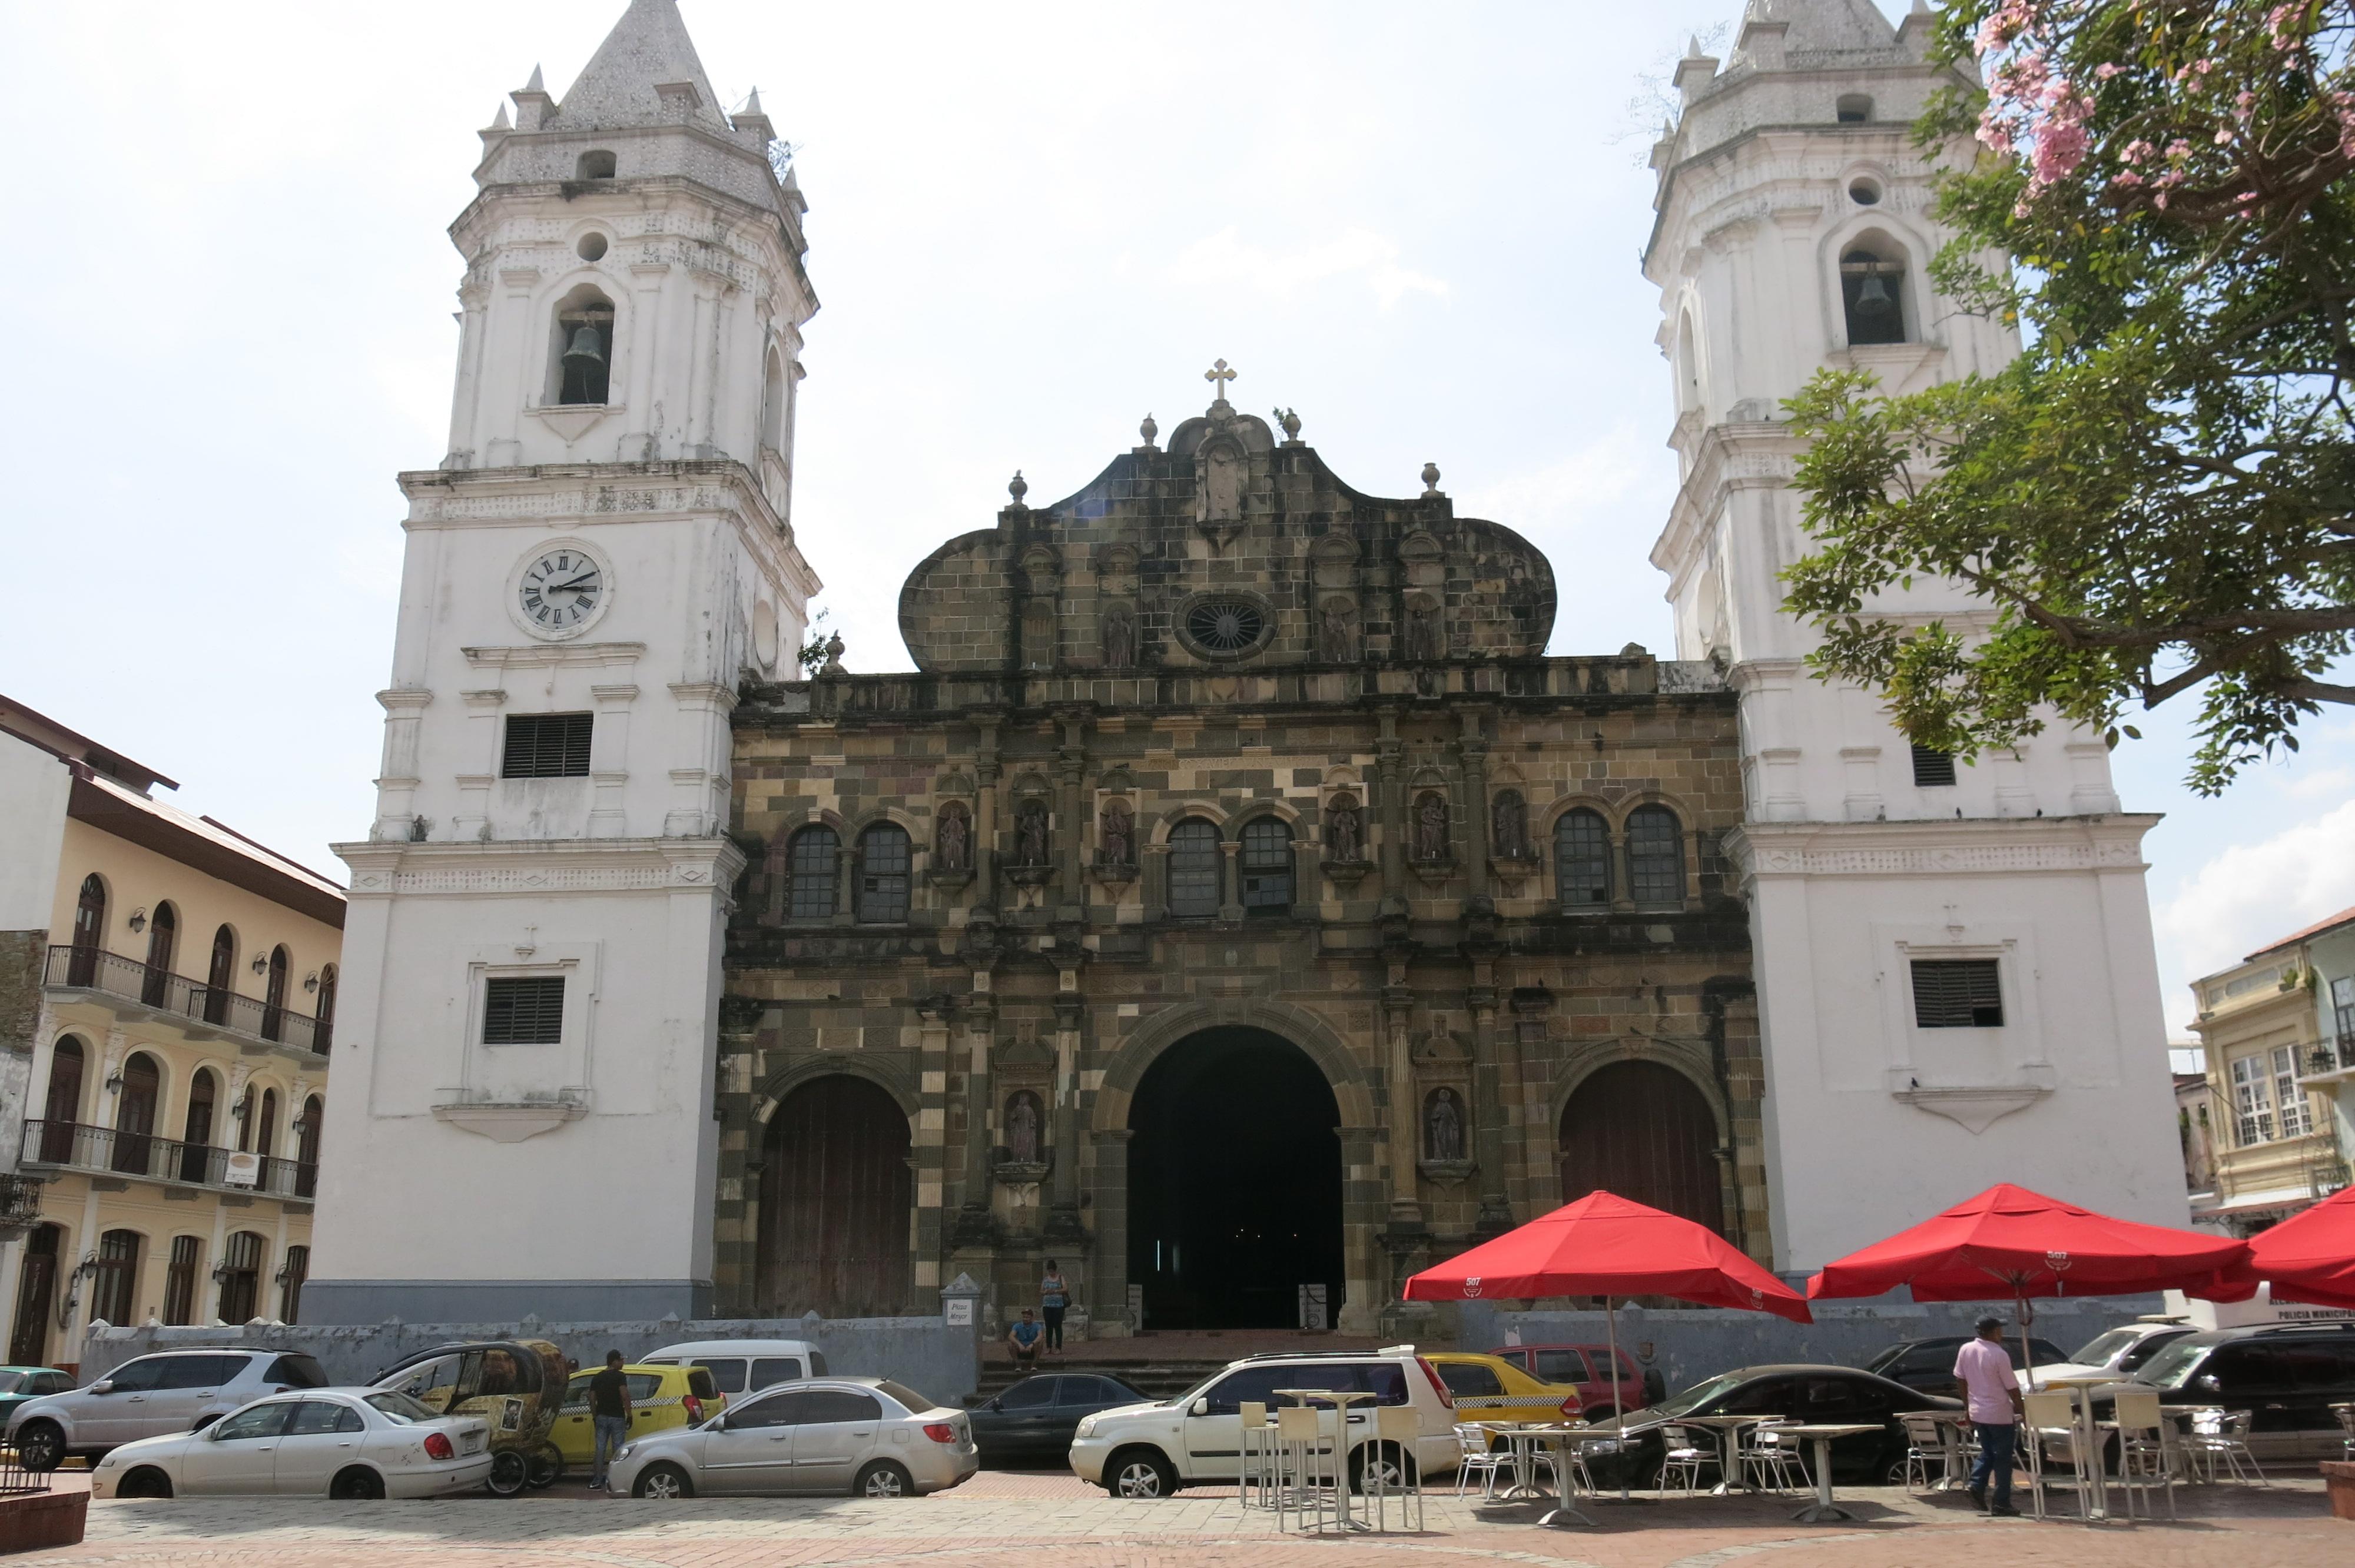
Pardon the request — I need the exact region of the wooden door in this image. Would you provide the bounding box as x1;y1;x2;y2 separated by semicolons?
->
758;1076;911;1317
112;1053;160;1175
1557;1061;1726;1235
68;876;104;985
9;1227;58;1366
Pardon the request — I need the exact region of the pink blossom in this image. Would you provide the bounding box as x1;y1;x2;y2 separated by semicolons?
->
2112;170;2145;187
2165;140;2192;160
2095;62;2121;80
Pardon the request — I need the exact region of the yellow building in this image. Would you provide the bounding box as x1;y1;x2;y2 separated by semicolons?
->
0;696;338;1371
2187;925;2339;1235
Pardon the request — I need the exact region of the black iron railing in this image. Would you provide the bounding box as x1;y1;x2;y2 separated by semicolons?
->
0;1174;41;1227
21;1119;316;1200
45;945;327;1054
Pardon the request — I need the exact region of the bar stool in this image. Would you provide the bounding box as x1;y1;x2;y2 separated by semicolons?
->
2022;1390;2097;1520
1364;1405;1424;1532
1239;1400;1276;1508
1275;1405;1337;1533
2108;1387;2175;1520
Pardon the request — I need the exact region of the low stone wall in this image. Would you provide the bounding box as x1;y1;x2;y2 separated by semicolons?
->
0;1490;86;1554
78;1311;982;1406
1454;1295;2157;1394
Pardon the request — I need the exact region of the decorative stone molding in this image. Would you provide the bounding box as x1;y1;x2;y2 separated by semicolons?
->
432;1095;586;1142
1891;1082;2051;1134
1416;1158;1477;1187
1408;857;1458;887
1321;858;1373;891
461;640;646;670
1724;817;2161;884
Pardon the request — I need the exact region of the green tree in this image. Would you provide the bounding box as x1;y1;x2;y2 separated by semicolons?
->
1784;1;2355;792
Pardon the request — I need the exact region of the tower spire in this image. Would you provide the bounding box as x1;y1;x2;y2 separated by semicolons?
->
556;0;727;131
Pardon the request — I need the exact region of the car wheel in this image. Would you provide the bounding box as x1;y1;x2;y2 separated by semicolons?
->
485;1449;530;1497
117;1466;174;1500
854;1460;913;1498
1349;1441;1415;1494
526;1441;562;1489
1105;1448;1177;1499
330;1466;386;1501
633;1463;694;1500
1882;1452;1912;1486
13;1421;63;1473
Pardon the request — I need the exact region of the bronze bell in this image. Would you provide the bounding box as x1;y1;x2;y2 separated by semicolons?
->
562;324;606;367
1855;273;1893;314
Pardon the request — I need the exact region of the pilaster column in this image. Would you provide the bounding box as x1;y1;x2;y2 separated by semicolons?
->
587;683;638;838
975;717;1003;911
1218;841;1244;923
453;689;504;842
1090;1127;1135;1332
1050;988;1085;1220
1508;987;1553;1222
958;992;997;1220
1381;987;1421;1225
1054;707;1089;923
1468;983;1513;1230
372;689;432;841
1458;709;1492;906
914;995;955;1291
1375;710;1405;915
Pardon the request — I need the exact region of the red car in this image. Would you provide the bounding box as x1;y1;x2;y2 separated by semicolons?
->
1487;1343;1651;1421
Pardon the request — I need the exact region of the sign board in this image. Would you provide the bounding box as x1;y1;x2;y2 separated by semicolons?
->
1298;1283;1328;1331
1127;1283;1145;1331
223;1152;260;1188
943;1297;974;1327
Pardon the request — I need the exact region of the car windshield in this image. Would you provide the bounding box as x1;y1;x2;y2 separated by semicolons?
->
2132;1338;2212;1388
0;1373;22;1395
364;1390;442;1424
1647;1371;1749;1420
874;1380;935;1416
2067;1328;2143;1367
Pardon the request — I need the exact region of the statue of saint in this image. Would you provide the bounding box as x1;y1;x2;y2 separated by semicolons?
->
1326;796;1363;862
1102;605;1136;670
1425;1087;1464;1162
1492;790;1528;859
1099;800;1135;866
1406;604;1441;662
1415;792;1450;861
1016;800;1050;867
936;803;970;872
1006;1092;1040;1164
1319;600;1354;662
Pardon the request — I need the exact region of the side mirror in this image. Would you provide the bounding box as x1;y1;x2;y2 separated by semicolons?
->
984;1398;1003;1412
89;1380;114;1396
1190;1397;1209;1417
2195;1374;2222;1393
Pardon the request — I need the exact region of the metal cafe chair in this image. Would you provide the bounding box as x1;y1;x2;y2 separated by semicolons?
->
1737;1421;1808;1494
2184;1407;2267;1485
1453;1422;1511;1499
1895;1412;1947;1493
1658;1423;1721;1496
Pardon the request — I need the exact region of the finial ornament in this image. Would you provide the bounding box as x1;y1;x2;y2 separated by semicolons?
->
1139;413;1158;447
1009;470;1029;504
1275;407;1302;444
1203;358;1238;405
1421;461;1442;497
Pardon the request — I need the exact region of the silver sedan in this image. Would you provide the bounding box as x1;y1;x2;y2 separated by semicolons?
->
610;1376;978;1498
90;1388;493;1499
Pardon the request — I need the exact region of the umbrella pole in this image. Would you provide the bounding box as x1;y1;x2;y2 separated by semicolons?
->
1608;1295;1629;1500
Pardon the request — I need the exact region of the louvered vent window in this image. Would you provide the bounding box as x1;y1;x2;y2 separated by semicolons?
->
502;713;593;779
483;976;566;1044
1910;745;1957;787
1911;959;2004;1028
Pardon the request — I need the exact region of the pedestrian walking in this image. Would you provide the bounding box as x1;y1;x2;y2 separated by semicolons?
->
588;1349;633;1492
1008;1307;1044;1369
1953;1316;2024;1516
1040;1259;1070;1355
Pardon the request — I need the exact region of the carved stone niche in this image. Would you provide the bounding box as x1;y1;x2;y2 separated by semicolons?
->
1413;1077;1475;1185
930;798;976;892
991;1035;1056;1188
1320;789;1371;890
1006;782;1054;888
1091;794;1137;887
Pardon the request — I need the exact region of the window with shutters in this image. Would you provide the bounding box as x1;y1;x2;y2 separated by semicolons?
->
1239;818;1293;914
501;713;593;779
91;1230;140;1326
1167;819;1222;918
1910;959;2004;1028
483;976;566;1044
1910;745;1957;786
163;1235;202;1326
787;826;840;921
1555;809;1611;909
857;823;911;923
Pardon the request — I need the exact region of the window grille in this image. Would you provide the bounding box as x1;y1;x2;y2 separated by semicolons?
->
1626;805;1686;906
857;824;911;923
502;713;593;779
1239;818;1293;914
1910;745;1957;787
483;976;565;1045
1555;809;1611;909
1910;959;2004;1028
787;827;839;921
1168;819;1222;918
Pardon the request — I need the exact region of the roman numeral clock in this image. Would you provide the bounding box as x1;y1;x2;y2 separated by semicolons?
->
511;542;611;640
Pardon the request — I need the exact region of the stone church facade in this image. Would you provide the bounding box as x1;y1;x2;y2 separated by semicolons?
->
715;397;1766;1333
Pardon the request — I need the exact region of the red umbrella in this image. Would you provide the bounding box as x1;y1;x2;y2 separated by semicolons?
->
1807;1182;2251;1378
2228;1186;2355;1310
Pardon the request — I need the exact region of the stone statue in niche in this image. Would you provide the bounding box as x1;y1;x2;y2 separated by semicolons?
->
1005;1090;1042;1164
935;802;971;873
1319;600;1355;662
1016;800;1050;866
1099;799;1135;866
1101;604;1136;669
1425;1087;1465;1162
1492;790;1528;859
1202;446;1245;529
1405;603;1442;662
1415;792;1450;862
1326;795;1364;862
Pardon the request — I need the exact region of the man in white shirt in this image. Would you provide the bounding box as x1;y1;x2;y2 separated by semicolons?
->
1953;1315;2026;1515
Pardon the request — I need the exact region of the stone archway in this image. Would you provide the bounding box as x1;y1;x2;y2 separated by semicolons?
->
757;1074;913;1316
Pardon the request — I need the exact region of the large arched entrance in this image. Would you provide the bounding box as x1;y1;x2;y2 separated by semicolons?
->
757;1075;912;1316
1558;1061;1725;1234
1128;1027;1344;1330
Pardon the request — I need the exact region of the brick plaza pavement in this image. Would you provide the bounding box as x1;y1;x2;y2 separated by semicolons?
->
20;1470;2344;1568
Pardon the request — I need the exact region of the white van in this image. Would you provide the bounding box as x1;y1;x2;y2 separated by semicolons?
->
641;1339;827;1399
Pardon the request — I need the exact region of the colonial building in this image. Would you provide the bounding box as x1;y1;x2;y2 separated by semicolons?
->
0;696;337;1367
310;0;2191;1331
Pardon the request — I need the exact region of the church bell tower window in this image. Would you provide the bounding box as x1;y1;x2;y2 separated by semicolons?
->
1839;248;1906;347
552;290;615;406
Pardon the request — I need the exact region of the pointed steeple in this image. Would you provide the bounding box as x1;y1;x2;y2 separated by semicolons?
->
1766;0;1902;59
555;0;728;132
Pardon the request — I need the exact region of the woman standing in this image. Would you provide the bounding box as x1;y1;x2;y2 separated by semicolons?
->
1039;1259;1070;1355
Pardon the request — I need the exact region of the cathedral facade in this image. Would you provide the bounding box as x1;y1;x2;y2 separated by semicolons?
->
308;0;2187;1330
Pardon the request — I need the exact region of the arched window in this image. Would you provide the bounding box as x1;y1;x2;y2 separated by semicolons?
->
39;1037;84;1157
255;1088;280;1162
1555;808;1612;910
1239;817;1294;915
68;874;105;985
1167;819;1222;919
90;1230;140;1327
162;1235;201;1327
296;1094;324;1200
552;287;615;405
262;945;291;1041
279;1244;310;1324
857;823;912;923
1627;805;1687;907
761;346;786;453
218;1231;264;1325
786;826;839;922
181;1068;217;1184
1836;93;1873;124
9;1224;62;1366
142;902;178;1005
576;149;617;179
204;925;236;1026
112;1052;161;1175
314;964;337;1051
1840;246;1906;346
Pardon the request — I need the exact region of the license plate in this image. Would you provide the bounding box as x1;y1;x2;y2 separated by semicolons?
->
463;1434;483;1453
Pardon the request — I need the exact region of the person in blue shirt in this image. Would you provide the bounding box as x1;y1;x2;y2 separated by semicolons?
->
1007;1308;1044;1367
1039;1260;1070;1355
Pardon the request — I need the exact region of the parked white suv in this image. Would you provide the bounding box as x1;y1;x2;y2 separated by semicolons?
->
2024;1317;2199;1389
1068;1347;1461;1499
8;1348;331;1470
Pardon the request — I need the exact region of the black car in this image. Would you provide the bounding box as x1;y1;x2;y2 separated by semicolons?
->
1863;1334;2067;1402
1577;1363;1962;1489
2124;1322;2355;1460
969;1372;1150;1466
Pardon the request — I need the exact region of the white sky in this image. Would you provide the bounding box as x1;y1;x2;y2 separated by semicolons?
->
2;0;2349;1034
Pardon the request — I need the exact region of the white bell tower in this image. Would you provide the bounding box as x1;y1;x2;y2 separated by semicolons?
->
310;0;819;1321
1646;1;2187;1270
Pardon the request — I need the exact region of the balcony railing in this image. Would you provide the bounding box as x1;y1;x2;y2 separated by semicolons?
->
0;1174;42;1228
21;1119;317;1200
45;945;327;1054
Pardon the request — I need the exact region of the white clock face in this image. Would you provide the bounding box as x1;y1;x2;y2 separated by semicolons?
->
518;548;605;635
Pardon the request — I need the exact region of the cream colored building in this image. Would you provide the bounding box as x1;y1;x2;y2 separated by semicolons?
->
0;696;339;1370
2188;926;2341;1235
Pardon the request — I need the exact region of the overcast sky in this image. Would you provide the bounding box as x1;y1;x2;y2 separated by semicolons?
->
3;0;2349;1034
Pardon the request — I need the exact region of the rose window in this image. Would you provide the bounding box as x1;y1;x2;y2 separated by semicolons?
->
1185;599;1265;655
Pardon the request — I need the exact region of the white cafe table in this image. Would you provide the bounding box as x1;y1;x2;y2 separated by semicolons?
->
1673;1411;1782;1495
1896;1408;1975;1490
1774;1423;1884;1523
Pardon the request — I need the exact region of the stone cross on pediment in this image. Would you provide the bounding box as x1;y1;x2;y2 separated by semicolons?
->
1204;358;1236;406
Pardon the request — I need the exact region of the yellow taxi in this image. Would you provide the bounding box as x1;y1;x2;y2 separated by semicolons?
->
548;1363;727;1474
1423;1352;1581;1446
